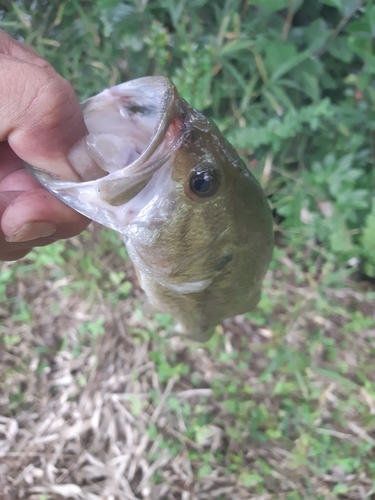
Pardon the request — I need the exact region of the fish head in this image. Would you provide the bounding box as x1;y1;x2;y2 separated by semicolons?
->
26;76;273;341
129;103;273;293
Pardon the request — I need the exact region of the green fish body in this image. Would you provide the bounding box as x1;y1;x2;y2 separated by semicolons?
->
27;77;273;341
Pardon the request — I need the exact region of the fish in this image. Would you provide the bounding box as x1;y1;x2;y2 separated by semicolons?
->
26;76;273;342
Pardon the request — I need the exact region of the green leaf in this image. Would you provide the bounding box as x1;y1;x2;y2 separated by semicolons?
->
305;18;330;47
312;368;358;389
368;5;375;35
299;72;320;101
360;198;375;273
323;0;364;16
321;0;344;9
265;42;297;75
250;0;289;12
239;470;263;487
365;52;375;74
330;221;353;254
327;36;353;63
267;31;328;86
342;0;365;17
220;39;254;56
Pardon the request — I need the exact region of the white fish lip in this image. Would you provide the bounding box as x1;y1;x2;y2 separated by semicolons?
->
25;76;183;231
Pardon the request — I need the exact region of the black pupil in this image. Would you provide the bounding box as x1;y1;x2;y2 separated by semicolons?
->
189;165;221;198
194;176;212;193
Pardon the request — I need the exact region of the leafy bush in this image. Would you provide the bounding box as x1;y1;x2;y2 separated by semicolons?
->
1;0;374;274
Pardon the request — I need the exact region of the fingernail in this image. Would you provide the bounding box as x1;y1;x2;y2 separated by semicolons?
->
5;222;57;243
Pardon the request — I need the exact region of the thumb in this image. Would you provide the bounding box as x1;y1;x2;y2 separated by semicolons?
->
1;55;87;180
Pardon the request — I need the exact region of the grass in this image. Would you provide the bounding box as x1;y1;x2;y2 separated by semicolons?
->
2;228;375;499
1;1;375;499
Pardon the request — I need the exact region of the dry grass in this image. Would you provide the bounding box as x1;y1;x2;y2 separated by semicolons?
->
1;226;375;500
0;259;255;498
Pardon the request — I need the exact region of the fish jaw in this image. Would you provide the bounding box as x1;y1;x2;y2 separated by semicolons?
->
23;165;126;233
25;76;183;232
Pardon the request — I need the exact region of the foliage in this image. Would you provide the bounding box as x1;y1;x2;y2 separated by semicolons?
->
1;0;374;275
1;1;375;498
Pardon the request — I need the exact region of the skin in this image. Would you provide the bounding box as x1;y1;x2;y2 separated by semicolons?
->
0;30;90;261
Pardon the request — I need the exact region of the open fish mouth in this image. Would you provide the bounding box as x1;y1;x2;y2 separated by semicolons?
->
26;76;183;233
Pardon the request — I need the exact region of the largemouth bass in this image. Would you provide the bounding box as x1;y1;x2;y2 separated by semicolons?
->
27;76;273;341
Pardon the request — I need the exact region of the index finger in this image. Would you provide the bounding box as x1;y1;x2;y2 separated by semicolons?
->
0;54;86;180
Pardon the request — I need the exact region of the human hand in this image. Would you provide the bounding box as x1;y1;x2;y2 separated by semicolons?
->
0;30;90;261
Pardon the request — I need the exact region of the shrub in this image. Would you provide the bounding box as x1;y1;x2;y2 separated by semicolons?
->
1;0;374;274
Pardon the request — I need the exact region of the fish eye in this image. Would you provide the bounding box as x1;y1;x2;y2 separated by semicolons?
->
189;163;222;198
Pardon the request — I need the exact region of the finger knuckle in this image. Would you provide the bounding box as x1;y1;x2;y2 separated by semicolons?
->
31;75;77;129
